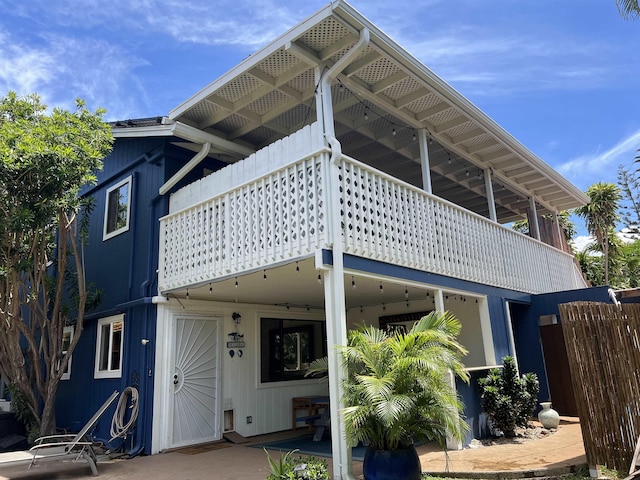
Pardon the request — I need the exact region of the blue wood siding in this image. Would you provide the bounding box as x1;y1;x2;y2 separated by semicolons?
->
57;137;224;453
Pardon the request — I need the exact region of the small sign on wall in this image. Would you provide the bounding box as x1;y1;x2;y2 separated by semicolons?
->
227;341;246;348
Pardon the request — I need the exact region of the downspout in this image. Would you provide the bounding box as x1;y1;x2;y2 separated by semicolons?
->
318;27;369;480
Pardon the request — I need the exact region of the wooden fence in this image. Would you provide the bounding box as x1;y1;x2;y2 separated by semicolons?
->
558;302;640;472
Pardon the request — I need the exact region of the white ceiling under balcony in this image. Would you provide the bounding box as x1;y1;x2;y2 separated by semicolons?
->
169;0;587;224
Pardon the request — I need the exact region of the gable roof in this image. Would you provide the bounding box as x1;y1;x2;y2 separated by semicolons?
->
169;0;586;222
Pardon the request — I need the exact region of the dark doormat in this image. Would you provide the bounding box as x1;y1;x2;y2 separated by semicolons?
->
224;431;250;444
172;441;232;455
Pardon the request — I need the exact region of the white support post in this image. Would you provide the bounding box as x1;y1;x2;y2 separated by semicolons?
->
434;289;445;314
418;129;432;194
484;168;497;222
529;196;541;240
553;211;564;250
322;267;352;479
434;288;463;451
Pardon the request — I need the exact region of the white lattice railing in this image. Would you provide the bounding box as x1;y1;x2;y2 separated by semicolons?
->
159;145;585;294
338;157;585;294
159;154;329;291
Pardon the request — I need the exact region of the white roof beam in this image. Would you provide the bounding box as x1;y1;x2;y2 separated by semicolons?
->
416;102;452;121
434;116;469;134
396;87;431;109
371;71;407;94
343;51;382;76
449;127;485;144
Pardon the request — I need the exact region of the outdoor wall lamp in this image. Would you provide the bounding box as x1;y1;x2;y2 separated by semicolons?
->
232;312;242;324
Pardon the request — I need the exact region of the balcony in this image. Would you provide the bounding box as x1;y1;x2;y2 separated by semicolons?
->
159;124;585;295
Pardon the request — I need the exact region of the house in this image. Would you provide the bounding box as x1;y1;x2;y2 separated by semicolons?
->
55;1;609;477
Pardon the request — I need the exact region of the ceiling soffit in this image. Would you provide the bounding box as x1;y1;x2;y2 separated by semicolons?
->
170;2;586;223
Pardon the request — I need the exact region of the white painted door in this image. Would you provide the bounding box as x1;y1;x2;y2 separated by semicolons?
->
170;316;221;448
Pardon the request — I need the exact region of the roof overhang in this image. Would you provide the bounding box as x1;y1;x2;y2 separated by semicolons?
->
168;0;587;222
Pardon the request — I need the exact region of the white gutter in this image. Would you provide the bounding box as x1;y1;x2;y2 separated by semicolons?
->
112;119;254;159
159;142;211;195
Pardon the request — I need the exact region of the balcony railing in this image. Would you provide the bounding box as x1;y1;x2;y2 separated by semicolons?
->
159;124;586;294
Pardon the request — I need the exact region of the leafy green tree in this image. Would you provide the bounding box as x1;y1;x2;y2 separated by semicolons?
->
0;92;113;437
575;183;621;285
478;356;539;437
617;165;640;237
616;0;640;19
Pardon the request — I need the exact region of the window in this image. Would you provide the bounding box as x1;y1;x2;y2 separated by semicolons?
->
103;176;132;240
60;326;74;380
94;314;124;379
260;318;326;383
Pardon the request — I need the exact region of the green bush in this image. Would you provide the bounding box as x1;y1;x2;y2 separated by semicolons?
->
477;356;539;437
264;448;330;480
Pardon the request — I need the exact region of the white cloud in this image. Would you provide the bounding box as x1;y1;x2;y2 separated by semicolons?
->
0;29;57;97
557;129;640;182
572;235;593;252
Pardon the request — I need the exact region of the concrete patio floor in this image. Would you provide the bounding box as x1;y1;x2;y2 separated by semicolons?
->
0;417;586;480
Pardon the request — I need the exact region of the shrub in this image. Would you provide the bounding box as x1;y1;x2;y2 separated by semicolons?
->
478;356;539;437
264;448;329;480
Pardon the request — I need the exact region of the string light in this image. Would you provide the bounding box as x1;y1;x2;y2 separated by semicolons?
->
317;273;322;284
235;277;238;288
296;261;300;274
382;303;386;310
405;287;409;300
392;128;397;136
379;282;384;294
360;306;364;313
263;270;267;282
352;276;356;289
186;289;189;299
364;107;369;120
209;283;212;294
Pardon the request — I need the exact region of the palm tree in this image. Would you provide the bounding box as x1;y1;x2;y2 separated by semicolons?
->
308;311;469;451
616;0;640;19
575;182;621;285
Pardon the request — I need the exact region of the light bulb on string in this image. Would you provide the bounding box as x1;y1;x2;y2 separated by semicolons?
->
379;282;384;294
317;273;322;284
263;270;267;282
235;277;238;288
352;276;356;289
209;283;213;294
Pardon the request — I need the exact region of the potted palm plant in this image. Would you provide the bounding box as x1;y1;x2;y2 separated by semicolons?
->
308;311;469;480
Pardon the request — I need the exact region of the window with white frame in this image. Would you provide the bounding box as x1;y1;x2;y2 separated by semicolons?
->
103;176;132;240
60;326;74;380
94;314;124;379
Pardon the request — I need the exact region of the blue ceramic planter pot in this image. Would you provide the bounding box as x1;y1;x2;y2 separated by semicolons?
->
362;444;421;480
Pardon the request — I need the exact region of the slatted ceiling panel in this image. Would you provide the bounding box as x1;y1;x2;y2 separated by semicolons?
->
215;113;252;134
443;121;476;139
238;125;278;148
355;57;400;84
459;133;494;148
286;70;316;94
429;108;464;127
216;74;264;103
299;17;351;51
255;48;300;78
472;143;506;157
378;76;421;102
403;93;443;115
181;101;223;125
271;104;316;131
245;89;292;116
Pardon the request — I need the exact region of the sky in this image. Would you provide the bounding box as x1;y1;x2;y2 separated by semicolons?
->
1;0;639;243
